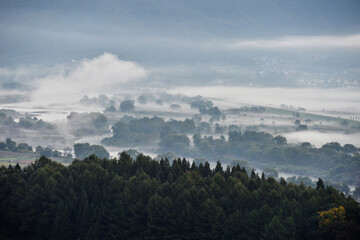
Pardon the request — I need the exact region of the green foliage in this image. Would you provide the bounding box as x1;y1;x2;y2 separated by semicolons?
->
296;124;308;131
190;98;213;110
5;138;16;151
161;118;196;137
227;124;242;133
102;117;195;148
67;112;109;137
0;154;359;239
273;135;287;145
40;147;53;157
199;106;222;120
159;134;190;154
322;142;342;152
0;112;16;126
191;132;360;186
120;99;135;112
0;138;33;152
73;143;110;159
342;144;357;153
227;106;266;114
16;143;33;152
196;121;212;134
0;112;54;130
316;178;325;190
122;148;141;160
18;116;54;130
263;216;296;240
301;142;312;148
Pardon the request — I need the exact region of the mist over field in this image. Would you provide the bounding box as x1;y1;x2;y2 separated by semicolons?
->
1;0;359;170
1;1;360;238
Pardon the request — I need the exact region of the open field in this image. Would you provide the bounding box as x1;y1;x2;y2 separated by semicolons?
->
0;150;72;167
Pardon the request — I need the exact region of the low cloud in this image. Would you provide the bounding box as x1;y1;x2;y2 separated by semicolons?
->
283;131;360;148
32;53;146;103
170;86;360;113
0;65;60;90
229;34;360;49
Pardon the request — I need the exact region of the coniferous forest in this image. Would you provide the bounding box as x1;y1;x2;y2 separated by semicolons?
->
1;153;359;240
2;1;360;240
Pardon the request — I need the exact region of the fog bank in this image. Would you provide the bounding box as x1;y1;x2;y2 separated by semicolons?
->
31;53;146;104
170;86;360;113
283;131;360;148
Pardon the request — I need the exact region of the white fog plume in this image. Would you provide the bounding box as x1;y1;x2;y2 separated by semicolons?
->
229;34;360;49
32;53;146;104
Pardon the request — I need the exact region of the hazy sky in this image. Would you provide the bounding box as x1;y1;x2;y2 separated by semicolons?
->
1;0;360;87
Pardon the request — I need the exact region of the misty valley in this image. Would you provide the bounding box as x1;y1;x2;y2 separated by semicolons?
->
2;0;360;239
1;66;360;238
1;91;360;196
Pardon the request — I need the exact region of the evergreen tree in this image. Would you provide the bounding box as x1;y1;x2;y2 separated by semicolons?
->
76;191;90;240
316;178;325;190
51;202;72;240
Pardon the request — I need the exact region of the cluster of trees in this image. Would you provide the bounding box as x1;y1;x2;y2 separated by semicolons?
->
159;134;190;155
101;114;359;186
120;100;135;112
101;94;219;114
0;154;359;239
0;138;73;159
82;93;216;113
101;117;195;147
194;123;242;135
227;106;266;114
79;94;114;107
191;131;360;186
18;116;54;130
67;112;109;137
0;109;20;119
136;93;164;105
0;138;33;152
293;118;308;131
286;176;352;196
0;113;54;130
190;98;213;110
199;106;224;121
194;121;212;133
169;103;181;110
188;98;225;121
296;124;308;131
79;95;137;113
34;146;72;159
322;142;359;154
73;143;109;159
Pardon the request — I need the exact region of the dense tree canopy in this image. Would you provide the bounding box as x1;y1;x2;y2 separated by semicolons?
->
191;132;360;186
102;117;195;147
0;138;32;152
0;112;54;130
120;100;135;112
0;154;359;240
73;143;110;159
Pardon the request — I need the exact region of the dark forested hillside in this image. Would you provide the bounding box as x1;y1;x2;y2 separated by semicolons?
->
1;154;359;240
